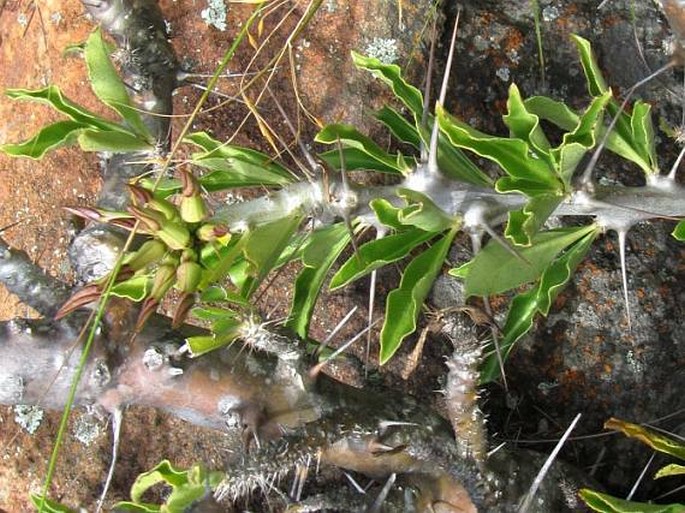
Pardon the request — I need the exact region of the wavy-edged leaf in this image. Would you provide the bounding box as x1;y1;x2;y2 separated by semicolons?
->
655;464;685;479
630;100;658;174
114;460;222;513
380;227;458;364
351;51;424;118
437;105;562;195
0;120;84;159
525;96;578;131
241;214;303;297
30;495;77;513
395;188;457;232
110;275;150;301
318;147;412;174
673;220;685;241
288;224;351;337
480;229;597;383
505;194;563;246
316;123;410;175
186;132;293;187
4;85;120;131
85;29;150;138
77;129;153;152
572;34;609;97
553;92;611;185
455;225;597;296
186;326;241;356
580;488;685;513
604;418;685;460
503;83;552;163
330;227;435;290
375;105;422;148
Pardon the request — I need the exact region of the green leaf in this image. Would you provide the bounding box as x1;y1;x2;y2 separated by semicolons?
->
375;105;422;148
503;83;552;162
604;418;685;460
395;188;457;232
288;224;351;337
672;220;685;241
505;194;563;246
380;227;458;364
351;51;424;118
554;92;611;185
319;147;412;174
4;85;121;131
31;495;77;513
580;488;685;513
437;105;562;195
241;214;303;297
0;120;85;159
455;225;597;296
186;329;241;356
630;100;658;174
316;123;410;175
480;229;597;383
116;460;222;513
572;34;609;97
85;29;150;138
655;464;685;479
77;129;154;152
525;96;579;132
330;228;435;289
110;275;150;301
186;132;294;188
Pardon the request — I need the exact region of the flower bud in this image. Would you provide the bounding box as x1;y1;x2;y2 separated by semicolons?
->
128;206;165;232
148;198;180;221
126;239;167;270
175;261;202;293
180;195;208;223
172;292;195;328
157;221;191;250
196;223;229;242
150;263;177;301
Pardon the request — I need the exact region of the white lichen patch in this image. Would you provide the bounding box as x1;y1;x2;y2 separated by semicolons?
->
72;414;102;446
201;0;228;31
364;37;399;64
14;404;44;434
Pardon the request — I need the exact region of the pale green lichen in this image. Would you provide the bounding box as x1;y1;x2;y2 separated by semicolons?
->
364;37;399;64
201;0;228;31
14;404;44;434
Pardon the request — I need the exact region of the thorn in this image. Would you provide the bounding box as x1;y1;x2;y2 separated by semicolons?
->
336;137;361;262
617;230;632;331
518;413;582;513
368;473;396;513
317;305;358;356
342;471;367;495
420;16;438;162
481;222;531;266
667;143;685;181
627;453;655;501
578;60;676;186
96;407;123;513
310;318;380;379
365;229;385;378
482;297;508;392
428;8;461;177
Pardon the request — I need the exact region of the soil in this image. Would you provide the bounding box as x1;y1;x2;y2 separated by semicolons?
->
0;0;683;511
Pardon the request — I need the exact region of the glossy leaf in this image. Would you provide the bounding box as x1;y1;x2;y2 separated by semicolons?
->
394;188;457;232
654;464;685;479
629;100;658;174
77;129;153;152
318;147;411;174
186;132;293;187
604;418;685;460
4;85;120;131
503;83;552;163
240;214;303;297
185;330;241;356
85;29;150;138
288;223;351;337
316;123;410;175
380;228;458;364
505;194;563;246
375;105;421;148
330;228;435;290
114;460;222;513
110;275;150;302
480;229;597;383
30;495;77;513
1;120;84;159
351;51;424;118
672;220;685;241
437;105;562;195
580;489;685;513
454;225;597;297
